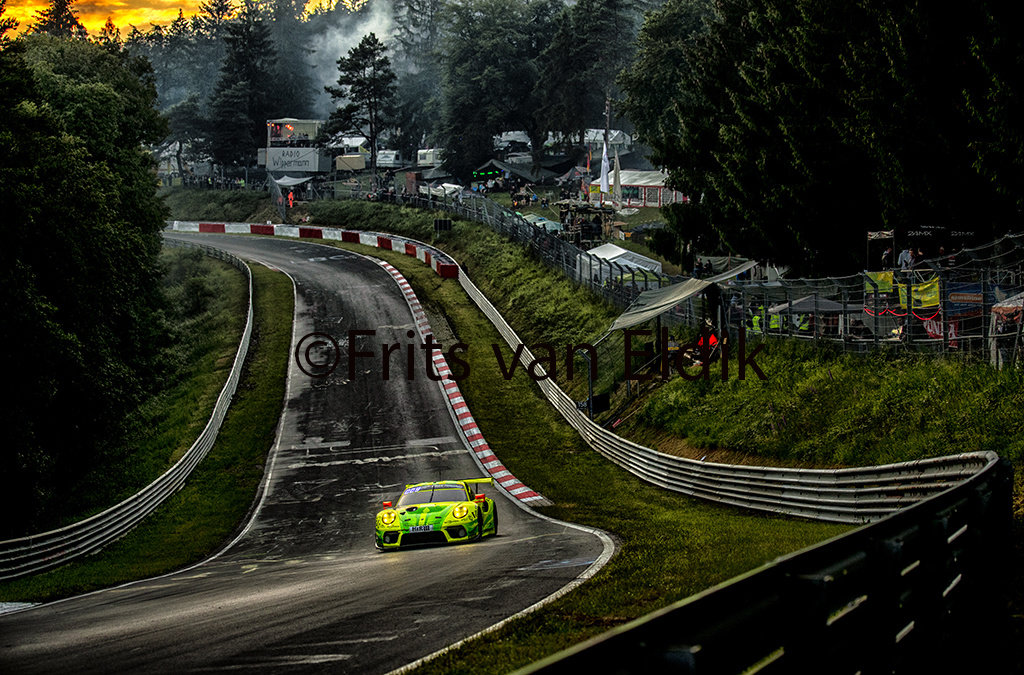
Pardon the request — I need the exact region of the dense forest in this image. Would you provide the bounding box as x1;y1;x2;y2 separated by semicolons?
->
0;2;169;533
71;0;1024;274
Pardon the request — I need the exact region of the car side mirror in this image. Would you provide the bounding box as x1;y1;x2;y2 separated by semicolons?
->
473;494;485;502
383;501;392;508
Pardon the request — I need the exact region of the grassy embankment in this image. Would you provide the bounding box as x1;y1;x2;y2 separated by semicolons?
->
297;196;1024;671
151;190;848;669
0;250;293;603
141;190;1018;669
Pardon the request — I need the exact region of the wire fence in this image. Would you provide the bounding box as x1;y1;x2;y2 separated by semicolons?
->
174;180;1024;376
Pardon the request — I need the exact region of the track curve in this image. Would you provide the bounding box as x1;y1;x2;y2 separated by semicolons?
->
0;234;610;674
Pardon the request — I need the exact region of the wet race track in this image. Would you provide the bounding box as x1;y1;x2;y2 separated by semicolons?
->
0;234;610;674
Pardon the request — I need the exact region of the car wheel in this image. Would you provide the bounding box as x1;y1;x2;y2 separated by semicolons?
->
490;508;498;537
474;508;483;541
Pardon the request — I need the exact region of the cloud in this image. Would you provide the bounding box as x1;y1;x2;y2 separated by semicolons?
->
310;0;394;116
5;0;202;34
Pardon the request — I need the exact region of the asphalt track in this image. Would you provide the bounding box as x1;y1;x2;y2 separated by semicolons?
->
0;233;610;674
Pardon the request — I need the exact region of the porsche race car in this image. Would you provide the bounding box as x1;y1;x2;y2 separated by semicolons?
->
375;478;497;550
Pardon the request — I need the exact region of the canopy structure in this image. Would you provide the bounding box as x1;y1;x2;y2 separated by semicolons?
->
272;175;312;187
768;295;846;314
609;278;711;332
992;291;1024;319
586;243;662;273
607;262;762;333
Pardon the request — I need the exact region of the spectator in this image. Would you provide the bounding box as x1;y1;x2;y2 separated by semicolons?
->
897;247;912;270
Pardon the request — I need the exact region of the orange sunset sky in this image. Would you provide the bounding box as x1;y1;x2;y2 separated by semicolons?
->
6;0;204;34
4;0;367;35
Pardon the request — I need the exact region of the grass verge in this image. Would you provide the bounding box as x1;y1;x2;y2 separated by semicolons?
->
312;238;849;673
0;263;293;603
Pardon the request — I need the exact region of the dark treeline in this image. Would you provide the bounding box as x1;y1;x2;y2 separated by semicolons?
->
119;0;1024;275
0;1;170;533
621;0;1024;275
104;0;653;187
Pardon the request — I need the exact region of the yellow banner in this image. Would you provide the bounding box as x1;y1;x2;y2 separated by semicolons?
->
864;271;894;293
897;276;940;308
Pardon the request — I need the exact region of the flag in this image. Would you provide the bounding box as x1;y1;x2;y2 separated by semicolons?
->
612;149;622;205
867;230;894;240
600;142;609;193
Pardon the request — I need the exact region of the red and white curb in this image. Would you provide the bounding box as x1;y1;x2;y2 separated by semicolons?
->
374;260;549;506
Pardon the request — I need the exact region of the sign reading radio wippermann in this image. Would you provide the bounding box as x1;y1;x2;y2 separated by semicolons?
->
267;147;323;172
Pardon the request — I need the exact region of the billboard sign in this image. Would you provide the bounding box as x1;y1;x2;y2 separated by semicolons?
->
267;147;325;172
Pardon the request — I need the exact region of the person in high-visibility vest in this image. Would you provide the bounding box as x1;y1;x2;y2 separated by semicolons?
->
750;305;764;332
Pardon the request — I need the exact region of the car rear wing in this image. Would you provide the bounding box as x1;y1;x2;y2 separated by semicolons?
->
462;478;494;486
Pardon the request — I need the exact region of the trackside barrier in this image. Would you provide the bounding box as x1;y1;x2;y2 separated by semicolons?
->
452;262;1013;672
0;239;253;581
455;262;999;524
166;221;460;281
518;455;1012;674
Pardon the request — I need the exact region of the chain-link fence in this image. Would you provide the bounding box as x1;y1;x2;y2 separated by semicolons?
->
176;179;1024;376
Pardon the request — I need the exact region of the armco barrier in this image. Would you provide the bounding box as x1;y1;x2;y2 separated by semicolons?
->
0;239;253;581
455;263;999;524
517;454;1011;674
452;255;1012;673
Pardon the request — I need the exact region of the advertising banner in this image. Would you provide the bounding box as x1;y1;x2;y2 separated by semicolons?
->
267;147;324;172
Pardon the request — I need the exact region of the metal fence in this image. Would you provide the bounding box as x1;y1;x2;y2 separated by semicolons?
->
173;181;1024;364
329;184;675;309
451;251;1014;672
0;239;254;581
516;452;1012;674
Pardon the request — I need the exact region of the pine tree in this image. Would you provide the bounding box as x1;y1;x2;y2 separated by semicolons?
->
31;0;87;39
206;0;279;167
325;32;397;187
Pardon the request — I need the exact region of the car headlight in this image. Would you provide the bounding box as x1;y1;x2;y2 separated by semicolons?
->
452;504;470;519
381;511;397;526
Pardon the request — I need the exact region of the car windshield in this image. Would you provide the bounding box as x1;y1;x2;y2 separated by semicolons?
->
397;485;467;506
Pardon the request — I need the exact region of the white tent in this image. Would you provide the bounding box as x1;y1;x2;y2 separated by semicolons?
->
577;243;662;283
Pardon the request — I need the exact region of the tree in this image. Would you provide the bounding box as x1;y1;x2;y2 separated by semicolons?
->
0;0;17;47
267;0;315;118
621;0;1024;275
96;17;121;50
31;0;87;39
0;32;169;533
390;0;446;161
164;92;205;172
325;32;397;187
437;0;560;179
206;0;280;167
541;0;640;148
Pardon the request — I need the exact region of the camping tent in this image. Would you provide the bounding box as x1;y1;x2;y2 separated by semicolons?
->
586;169;687;207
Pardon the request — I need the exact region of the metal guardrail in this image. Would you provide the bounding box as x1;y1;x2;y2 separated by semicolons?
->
456;265;1000;524
0;239;254;581
456;260;1012;672
517;453;1012;674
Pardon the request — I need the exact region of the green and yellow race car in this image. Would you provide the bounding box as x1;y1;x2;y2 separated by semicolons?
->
375;478;498;550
